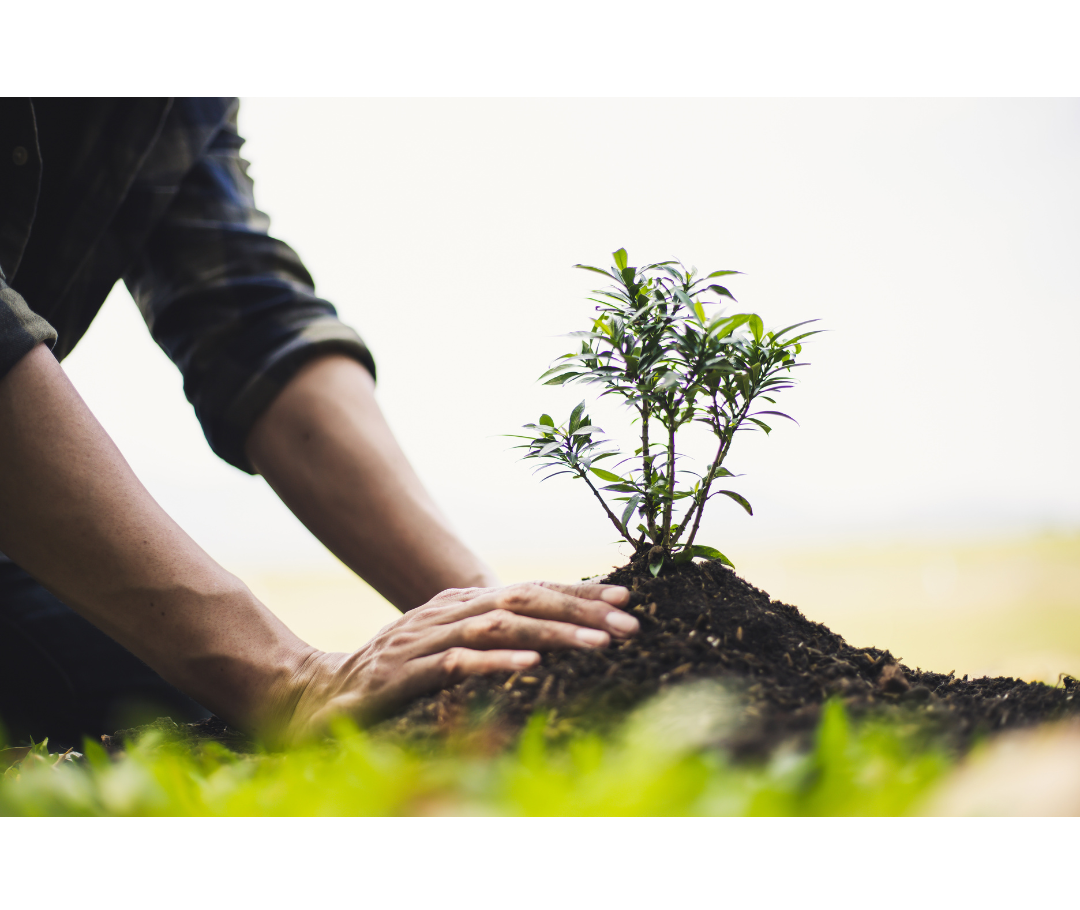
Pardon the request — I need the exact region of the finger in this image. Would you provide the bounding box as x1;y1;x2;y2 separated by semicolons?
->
533;580;636;634
418;609;612;657
379;648;540;711
417;585;495;608
533;580;631;607
432;582;639;638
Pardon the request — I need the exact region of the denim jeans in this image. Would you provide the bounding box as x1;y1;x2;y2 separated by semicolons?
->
0;559;210;750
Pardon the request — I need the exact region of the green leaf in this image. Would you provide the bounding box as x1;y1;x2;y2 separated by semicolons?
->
569;401;587;433
748;314;764;342
708;313;750;338
537;364;579;382
649;553;664;576
704;270;741;279
705;284;736;301
689;544;735;567
752;410;798;425
590;467;623;483
746;417;772;434
573;264;614;277
717;490;753;516
612;248;628;271
772;318;820;339
620;494;642;532
543;373;579;386
539;414;555;427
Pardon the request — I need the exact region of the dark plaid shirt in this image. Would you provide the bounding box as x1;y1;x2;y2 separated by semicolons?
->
0;98;375;473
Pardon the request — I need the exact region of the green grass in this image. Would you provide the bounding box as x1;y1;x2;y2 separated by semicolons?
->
0;685;953;816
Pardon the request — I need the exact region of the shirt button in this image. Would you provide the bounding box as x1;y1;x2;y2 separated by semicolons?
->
12;146;28;166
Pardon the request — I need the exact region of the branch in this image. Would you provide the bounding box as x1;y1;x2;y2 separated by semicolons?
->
682;380;759;548
574;463;638;546
681;436;729;550
676;385;746;548
660;409;678;544
639;399;659;540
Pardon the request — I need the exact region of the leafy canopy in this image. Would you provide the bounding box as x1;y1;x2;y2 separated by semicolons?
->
515;249;817;575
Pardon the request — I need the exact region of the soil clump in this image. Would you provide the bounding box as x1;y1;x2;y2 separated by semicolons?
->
383;555;1080;757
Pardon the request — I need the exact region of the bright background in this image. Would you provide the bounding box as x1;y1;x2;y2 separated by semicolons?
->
62;98;1080;682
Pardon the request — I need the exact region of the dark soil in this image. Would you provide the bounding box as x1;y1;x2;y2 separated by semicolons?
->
99;715;255;756
380;555;1080;757
94;556;1080;760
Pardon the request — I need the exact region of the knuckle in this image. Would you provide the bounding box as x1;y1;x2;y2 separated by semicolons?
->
412;606;443;624
428;587;472;606
366;654;393;689
478;609;514;635
439;647;466;680
499;582;538;610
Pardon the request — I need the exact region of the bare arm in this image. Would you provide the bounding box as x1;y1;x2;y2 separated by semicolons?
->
0;345;636;743
0;344;311;732
245;354;497;609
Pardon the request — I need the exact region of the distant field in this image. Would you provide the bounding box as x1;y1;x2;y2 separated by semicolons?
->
737;534;1080;684
234;532;1080;686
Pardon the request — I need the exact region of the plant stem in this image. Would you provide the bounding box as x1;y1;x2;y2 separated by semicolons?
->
575;464;637;546
639;399;658;540
661;406;677;545
681;391;753;549
681;432;730;549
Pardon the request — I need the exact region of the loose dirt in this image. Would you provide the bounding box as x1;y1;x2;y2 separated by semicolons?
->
382;555;1080;756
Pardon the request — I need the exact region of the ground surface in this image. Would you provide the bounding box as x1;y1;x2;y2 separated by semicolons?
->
28;556;1080;762
383;556;1080;756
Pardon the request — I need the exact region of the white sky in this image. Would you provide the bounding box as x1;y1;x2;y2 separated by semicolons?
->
62;98;1080;572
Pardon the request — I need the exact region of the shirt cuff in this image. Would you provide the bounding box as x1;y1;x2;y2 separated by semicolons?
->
0;283;58;382
212;318;377;474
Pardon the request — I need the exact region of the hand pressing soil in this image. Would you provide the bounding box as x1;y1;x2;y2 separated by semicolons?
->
380;555;1080;758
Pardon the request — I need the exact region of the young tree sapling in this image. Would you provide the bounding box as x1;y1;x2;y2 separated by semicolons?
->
515;249;817;575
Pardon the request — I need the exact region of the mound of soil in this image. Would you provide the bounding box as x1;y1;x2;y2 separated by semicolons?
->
383;556;1080;757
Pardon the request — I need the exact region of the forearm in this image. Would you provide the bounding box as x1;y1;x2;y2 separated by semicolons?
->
0;345;315;732
245;355;497;611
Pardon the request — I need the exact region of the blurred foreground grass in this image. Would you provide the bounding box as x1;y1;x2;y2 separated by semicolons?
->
1;691;951;816
242;533;1080;685
12;532;1063;815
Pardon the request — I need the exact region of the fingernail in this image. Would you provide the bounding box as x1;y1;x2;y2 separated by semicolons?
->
600;587;630;605
512;651;539;668
606;611;639;635
576;627;609;647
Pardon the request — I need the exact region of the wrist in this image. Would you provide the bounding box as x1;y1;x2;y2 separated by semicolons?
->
109;576;322;737
262;648;352;746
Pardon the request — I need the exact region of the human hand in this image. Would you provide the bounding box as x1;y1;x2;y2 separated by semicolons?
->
274;580;637;743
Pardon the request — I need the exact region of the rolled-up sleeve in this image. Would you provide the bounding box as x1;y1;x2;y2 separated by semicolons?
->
0;276;57;381
123;105;375;474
